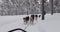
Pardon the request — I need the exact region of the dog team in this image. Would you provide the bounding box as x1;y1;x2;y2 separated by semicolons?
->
23;14;41;24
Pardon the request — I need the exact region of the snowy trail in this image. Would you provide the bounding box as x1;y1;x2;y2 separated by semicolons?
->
0;15;29;32
0;13;60;32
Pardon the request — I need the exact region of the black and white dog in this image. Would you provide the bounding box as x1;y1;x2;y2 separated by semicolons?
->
23;16;29;24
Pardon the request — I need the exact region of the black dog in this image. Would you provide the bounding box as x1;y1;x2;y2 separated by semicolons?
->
23;16;29;24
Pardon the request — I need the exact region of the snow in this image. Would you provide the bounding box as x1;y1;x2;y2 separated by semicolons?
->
0;13;60;32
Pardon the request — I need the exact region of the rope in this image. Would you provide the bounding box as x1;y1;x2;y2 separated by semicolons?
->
24;24;30;30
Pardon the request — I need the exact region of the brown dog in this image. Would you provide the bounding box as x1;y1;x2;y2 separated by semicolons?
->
30;15;34;24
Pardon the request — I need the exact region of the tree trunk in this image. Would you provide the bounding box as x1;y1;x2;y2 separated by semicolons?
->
50;0;53;15
41;0;45;20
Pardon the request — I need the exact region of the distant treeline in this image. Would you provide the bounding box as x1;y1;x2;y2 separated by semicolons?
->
0;0;60;15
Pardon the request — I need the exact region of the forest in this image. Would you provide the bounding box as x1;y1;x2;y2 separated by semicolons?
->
0;0;60;15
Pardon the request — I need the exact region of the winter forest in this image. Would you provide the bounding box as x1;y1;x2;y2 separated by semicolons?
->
0;0;60;15
0;0;60;32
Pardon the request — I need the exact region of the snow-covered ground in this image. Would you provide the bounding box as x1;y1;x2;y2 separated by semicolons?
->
0;13;60;32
